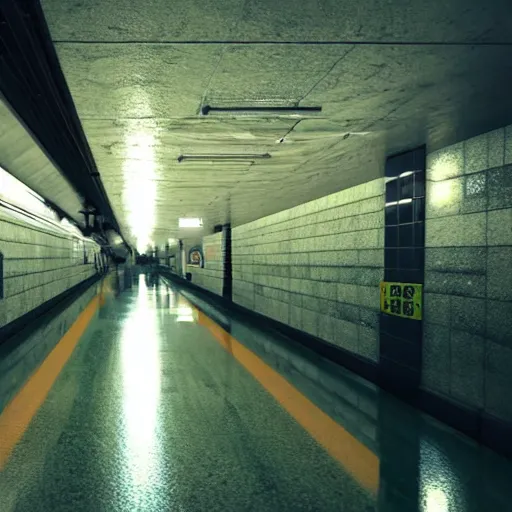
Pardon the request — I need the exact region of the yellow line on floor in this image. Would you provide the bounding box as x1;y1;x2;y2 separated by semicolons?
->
0;289;102;471
195;309;380;494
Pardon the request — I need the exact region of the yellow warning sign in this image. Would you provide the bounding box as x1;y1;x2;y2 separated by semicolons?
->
380;281;423;320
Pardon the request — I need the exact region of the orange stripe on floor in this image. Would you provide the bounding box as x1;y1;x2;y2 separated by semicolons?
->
0;290;102;471
196;309;380;494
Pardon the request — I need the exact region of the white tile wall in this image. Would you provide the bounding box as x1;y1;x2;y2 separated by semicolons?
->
0;209;99;328
232;177;386;362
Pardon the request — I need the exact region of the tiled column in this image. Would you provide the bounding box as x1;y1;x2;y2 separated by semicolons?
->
380;147;426;397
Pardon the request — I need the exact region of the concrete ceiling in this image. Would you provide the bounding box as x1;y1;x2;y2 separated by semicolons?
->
41;0;512;251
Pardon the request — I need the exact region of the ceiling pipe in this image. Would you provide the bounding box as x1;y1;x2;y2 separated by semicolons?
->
177;153;271;162
201;105;322;117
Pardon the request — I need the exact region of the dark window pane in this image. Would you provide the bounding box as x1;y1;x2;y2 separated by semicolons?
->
398;248;415;269
415;248;425;270
413;197;425;222
399;223;414;247
380;312;393;334
385;249;398;269
386;179;398;202
385;204;398;225
399;174;414;200
414;172;425;198
398;201;413;224
387;147;425;178
386;152;414;177
386;226;398;247
400;268;423;284
385;268;401;281
398;248;424;270
386;159;401;178
414;222;425;247
413;147;426;171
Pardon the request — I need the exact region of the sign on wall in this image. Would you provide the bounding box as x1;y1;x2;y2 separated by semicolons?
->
380;281;423;320
188;246;204;267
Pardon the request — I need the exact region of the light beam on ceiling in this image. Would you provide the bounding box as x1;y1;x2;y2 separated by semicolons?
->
123;128;157;253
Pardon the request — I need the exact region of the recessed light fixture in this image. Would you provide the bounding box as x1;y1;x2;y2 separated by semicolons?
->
179;217;203;228
201;105;322;118
177;153;271;163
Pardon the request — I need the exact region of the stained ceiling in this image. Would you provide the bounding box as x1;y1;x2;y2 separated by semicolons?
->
40;0;512;251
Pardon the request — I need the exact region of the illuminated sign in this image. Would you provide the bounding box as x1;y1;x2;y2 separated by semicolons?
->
380;281;423;320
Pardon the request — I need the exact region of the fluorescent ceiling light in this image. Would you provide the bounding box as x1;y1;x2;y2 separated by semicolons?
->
179;217;203;228
177;153;270;163
201;105;322;118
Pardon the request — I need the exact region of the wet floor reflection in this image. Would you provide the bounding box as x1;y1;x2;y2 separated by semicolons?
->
119;274;162;502
420;440;456;512
3;272;512;511
144;272;196;323
156;276;512;512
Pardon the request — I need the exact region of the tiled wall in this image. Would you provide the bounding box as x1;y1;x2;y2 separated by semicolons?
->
232;178;385;362
423;124;512;423
0;208;99;328
380;147;426;394
188;231;224;296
